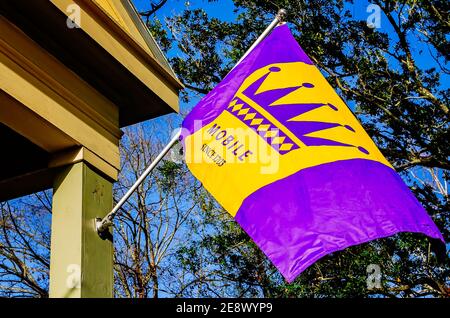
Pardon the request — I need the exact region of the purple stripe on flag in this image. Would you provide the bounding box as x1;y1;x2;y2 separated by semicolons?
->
234;159;444;282
181;24;313;139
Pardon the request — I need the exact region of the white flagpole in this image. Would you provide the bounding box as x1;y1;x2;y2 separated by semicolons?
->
232;9;286;70
96;9;287;237
96;130;181;235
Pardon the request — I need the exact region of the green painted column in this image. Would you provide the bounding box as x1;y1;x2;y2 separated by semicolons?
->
49;162;113;298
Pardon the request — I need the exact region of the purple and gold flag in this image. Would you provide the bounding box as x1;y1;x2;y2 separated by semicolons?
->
180;24;444;282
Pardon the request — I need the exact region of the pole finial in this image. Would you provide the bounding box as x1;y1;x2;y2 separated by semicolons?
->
276;8;287;23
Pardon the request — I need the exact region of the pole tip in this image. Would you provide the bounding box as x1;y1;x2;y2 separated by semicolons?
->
277;8;287;22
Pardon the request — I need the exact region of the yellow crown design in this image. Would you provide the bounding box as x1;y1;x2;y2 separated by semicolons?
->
226;63;371;155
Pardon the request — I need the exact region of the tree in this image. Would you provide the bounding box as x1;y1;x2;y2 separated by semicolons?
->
143;0;449;297
0;192;51;297
0;120;203;298
114;123;199;298
0;0;447;298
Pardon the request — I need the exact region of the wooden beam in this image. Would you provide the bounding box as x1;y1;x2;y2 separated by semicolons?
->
51;0;182;111
0;90;76;153
0;168;56;202
50;162;113;298
0;16;121;171
50;147;118;181
1;1;181;127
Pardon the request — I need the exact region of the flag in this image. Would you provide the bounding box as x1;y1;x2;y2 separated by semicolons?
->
180;24;444;282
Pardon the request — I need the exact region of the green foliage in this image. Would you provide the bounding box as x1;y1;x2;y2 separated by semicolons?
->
156;160;184;191
144;0;449;298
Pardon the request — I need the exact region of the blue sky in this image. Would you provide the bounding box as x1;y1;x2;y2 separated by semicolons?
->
133;0;236;21
130;0;448;128
129;0;449;202
127;1;448;294
131;0;237;134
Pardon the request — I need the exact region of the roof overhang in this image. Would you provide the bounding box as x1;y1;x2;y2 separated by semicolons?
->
1;0;183;127
0;0;183;200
